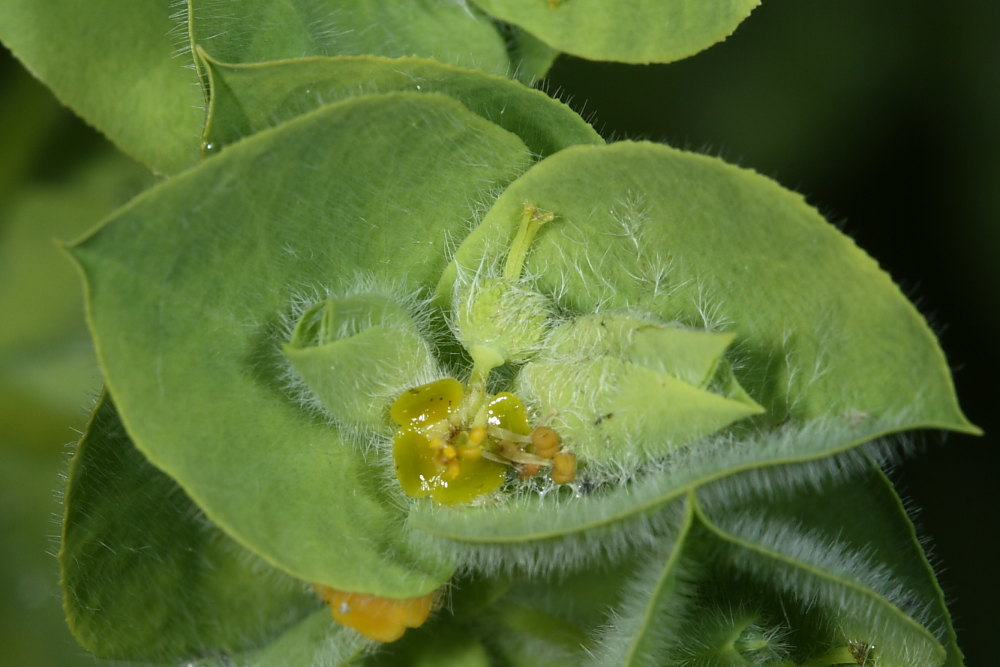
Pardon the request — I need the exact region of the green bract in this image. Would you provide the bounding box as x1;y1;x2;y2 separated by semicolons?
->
69;91;536;598
3;3;974;665
186;0;513;75
517;313;764;465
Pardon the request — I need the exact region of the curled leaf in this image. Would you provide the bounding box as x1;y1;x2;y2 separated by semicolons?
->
281;291;439;435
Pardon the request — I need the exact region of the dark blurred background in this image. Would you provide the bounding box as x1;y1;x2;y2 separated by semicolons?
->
1;1;996;664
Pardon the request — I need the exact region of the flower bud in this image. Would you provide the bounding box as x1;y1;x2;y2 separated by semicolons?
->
517;313;763;467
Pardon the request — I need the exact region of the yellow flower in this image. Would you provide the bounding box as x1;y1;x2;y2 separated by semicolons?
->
390;378;566;504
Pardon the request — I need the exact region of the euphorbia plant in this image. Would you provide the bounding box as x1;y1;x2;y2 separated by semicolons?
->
1;2;979;665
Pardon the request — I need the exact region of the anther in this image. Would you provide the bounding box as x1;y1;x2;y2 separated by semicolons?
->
530;425;561;458
550;451;577;484
457;444;482;460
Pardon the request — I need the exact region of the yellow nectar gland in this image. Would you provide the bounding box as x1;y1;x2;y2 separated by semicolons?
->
314;585;434;643
390;378;577;504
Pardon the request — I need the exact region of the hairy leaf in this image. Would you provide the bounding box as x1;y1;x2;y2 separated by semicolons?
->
68;92;535;597
581;457;959;666
584;499;696;667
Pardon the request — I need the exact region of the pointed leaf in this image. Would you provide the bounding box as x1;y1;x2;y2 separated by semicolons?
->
517;313;763;464
539;313;735;387
69;92;535;597
470;0;760;64
520;356;763;464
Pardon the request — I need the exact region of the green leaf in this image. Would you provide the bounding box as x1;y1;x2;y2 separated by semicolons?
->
189;0;512;75
438;506;693;667
60;393;319;661
201;54;601;159
0;0;204;174
69;92;535;597
542;313;736;387
466;561;640;666
441;141;975;435
470;0;760;64
406;417;966;581
692;457;960;666
584;499;696;667
617;522;801;667
484;606;586;667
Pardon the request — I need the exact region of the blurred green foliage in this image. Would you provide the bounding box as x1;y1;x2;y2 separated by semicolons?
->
1;0;996;664
0;57;153;665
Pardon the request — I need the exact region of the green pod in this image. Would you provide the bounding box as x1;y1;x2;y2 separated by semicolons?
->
281;291;439;436
451;203;558;375
517;313;763;466
454;277;551;371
